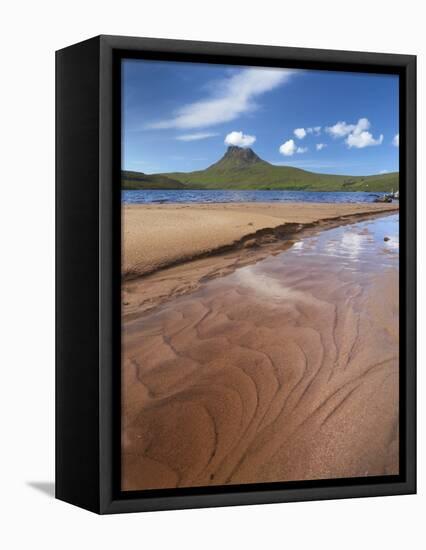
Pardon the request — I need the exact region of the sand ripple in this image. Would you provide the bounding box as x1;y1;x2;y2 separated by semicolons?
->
122;221;399;490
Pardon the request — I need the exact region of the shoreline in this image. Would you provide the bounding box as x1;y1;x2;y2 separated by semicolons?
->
123;201;398;280
122;203;398;319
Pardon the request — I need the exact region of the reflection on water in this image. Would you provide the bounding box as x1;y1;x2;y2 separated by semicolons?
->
222;214;399;303
290;213;399;267
236;269;322;306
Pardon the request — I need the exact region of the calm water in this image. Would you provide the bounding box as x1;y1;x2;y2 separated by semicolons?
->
209;213;399;301
122;189;390;205
277;212;399;273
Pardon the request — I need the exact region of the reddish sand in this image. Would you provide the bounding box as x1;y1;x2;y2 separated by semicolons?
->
121;208;399;491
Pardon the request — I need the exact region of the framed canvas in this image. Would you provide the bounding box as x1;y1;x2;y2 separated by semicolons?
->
56;35;416;514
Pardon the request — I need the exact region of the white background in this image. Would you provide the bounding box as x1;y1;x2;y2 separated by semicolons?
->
1;0;423;547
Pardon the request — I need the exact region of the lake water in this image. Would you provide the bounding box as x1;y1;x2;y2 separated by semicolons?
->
122;189;389;205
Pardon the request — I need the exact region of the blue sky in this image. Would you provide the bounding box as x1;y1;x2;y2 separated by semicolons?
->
122;59;399;176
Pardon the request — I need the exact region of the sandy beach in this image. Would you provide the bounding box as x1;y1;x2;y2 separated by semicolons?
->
123;201;398;278
122;202;398;318
121;203;399;491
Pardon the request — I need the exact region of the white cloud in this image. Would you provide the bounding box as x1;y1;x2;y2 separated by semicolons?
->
146;68;297;130
346;130;383;149
279;139;308;156
326;118;383;149
326;120;358;138
294;128;307;139
279;139;297;156
379;169;389;174
316;143;327;151
393;133;399;147
176;132;218;141
294;126;321;139
307;126;321;136
224;131;256;148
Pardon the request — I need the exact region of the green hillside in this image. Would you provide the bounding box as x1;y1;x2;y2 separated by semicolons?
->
122;170;184;190
123;146;399;192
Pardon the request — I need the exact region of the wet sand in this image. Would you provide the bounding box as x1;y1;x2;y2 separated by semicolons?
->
122;201;398;317
123;202;398;278
122;212;399;491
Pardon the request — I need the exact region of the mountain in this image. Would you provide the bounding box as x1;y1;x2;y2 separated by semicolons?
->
207;145;267;171
122;170;184;190
122;147;399;192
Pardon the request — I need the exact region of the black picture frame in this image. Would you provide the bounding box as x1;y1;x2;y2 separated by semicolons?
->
56;35;416;514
